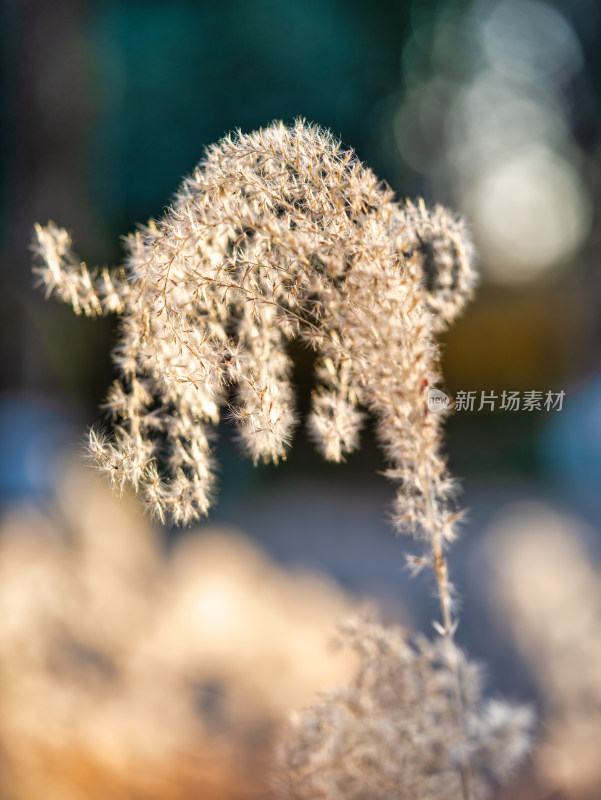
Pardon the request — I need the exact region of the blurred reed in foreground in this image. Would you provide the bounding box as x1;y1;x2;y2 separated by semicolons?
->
0;463;356;799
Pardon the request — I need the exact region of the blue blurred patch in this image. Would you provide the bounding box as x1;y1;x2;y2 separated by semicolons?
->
541;374;601;513
0;395;74;504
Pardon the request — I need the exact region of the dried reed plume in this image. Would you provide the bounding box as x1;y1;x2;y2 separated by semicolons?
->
32;120;532;798
33;119;476;619
32;120;475;532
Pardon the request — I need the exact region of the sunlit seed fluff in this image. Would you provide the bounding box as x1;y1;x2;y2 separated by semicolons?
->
31;119;476;533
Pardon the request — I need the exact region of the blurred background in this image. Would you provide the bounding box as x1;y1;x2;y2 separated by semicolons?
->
1;0;601;798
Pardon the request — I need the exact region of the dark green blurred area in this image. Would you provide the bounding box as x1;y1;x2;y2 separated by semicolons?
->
85;0;409;230
1;0;600;499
